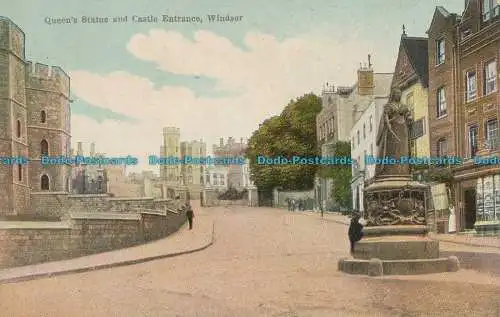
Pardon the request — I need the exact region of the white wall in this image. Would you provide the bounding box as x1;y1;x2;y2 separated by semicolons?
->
349;97;388;211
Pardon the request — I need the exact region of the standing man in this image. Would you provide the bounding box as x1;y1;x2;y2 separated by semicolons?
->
185;201;194;230
348;212;364;255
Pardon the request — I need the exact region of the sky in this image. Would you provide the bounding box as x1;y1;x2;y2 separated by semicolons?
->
4;0;464;173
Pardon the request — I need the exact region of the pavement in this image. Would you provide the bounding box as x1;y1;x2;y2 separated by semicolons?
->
300;210;500;249
0;203;215;284
1;205;499;317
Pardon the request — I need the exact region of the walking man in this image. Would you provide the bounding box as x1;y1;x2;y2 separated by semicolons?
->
185;201;194;230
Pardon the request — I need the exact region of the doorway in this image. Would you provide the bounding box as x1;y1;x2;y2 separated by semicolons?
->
464;189;477;230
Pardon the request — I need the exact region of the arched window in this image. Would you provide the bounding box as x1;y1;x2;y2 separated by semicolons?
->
16;120;21;138
41;174;49;190
40;110;46;123
18;164;22;181
40;139;49;155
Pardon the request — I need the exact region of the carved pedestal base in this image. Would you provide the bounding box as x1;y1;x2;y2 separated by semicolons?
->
338;176;460;276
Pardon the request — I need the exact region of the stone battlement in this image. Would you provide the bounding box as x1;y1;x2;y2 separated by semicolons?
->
163;127;180;134
25;62;70;97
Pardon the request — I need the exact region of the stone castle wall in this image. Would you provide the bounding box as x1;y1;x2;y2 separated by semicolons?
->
0;208;187;269
29;193;178;218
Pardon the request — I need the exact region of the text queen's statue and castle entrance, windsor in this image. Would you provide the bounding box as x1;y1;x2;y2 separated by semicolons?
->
338;89;459;276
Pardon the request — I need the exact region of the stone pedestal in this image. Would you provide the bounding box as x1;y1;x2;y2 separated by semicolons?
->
338;176;460;276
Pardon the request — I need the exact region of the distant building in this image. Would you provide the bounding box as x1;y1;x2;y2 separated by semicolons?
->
212;137;249;190
316;56;392;210
180;139;207;197
71;142;107;194
203;164;228;190
160;127;181;185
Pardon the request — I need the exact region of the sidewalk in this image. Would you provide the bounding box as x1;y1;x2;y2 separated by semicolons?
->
0;212;215;284
304;211;500;249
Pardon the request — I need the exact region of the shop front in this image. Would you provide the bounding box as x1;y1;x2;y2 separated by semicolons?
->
454;162;500;236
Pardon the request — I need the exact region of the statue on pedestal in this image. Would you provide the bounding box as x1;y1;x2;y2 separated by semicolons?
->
364;88;426;227
375;89;413;178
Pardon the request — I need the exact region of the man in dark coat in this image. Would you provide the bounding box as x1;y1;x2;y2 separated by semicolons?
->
185;202;194;230
348;213;364;255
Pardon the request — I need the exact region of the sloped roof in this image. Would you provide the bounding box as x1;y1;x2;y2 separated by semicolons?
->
402;36;429;88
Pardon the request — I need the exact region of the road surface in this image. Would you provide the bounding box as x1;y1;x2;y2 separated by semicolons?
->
1;205;499;317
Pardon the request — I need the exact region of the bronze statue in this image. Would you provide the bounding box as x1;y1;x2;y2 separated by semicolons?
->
375;88;413;178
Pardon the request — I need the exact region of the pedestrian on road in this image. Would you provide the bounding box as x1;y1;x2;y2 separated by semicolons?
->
185;202;194;230
291;199;295;212
348;212;364;255
287;198;291;211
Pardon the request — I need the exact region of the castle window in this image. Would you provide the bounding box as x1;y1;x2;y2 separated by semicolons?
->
16;120;21;138
40;139;49;155
18;164;22;181
40;110;46;123
41;174;49;190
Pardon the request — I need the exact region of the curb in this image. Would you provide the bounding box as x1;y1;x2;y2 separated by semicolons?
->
322;217;500;249
0;222;216;285
429;236;500;250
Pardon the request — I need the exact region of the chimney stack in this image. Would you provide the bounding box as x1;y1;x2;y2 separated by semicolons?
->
357;54;374;96
77;142;83;156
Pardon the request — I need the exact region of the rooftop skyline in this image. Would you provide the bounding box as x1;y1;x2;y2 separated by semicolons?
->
3;0;464;172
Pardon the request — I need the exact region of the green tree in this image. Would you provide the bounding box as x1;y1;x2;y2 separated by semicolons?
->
319;141;352;209
246;93;322;192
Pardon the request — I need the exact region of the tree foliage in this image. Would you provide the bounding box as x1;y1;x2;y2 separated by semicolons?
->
319;141;352;209
246;93;322;192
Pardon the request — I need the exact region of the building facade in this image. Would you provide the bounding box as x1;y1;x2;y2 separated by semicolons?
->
427;7;461;159
71;142;107;194
452;0;500;234
316;57;392;210
203;164;229;190
0;17;71;216
160;127;181;185
391;31;430;158
350;99;386;213
180;139;206;196
212;137;248;189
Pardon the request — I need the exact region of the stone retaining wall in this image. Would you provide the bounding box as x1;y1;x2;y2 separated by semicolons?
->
0;209;186;269
29;193;176;218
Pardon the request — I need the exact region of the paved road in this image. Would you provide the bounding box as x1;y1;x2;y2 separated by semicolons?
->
1;206;499;317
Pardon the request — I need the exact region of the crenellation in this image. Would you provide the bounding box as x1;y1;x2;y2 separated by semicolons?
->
26;62;70;97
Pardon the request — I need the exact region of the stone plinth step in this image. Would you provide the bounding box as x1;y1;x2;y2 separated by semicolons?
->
354;237;440;260
338;256;459;276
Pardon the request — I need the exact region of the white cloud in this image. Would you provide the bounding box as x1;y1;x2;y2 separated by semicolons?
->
69;28;395;173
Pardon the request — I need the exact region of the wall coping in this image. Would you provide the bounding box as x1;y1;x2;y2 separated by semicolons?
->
31;191;69;196
0;221;72;230
140;211;166;216
107;197;155;201
69;212;140;221
68;194;109;198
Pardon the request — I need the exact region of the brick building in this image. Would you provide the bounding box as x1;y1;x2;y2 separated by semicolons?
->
0;17;71;217
427;1;499;234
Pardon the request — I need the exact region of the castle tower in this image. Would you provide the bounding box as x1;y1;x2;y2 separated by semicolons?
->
26;60;71;193
0;18;30;215
161;127;181;184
